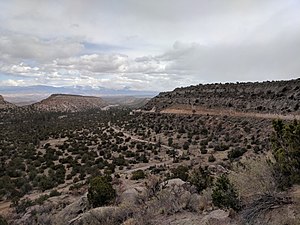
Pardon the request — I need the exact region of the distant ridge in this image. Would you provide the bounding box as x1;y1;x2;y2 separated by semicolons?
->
0;85;158;104
0;95;16;109
143;79;300;115
32;94;108;112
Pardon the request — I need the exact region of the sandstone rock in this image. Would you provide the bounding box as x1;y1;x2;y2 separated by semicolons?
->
200;209;232;225
178;190;192;209
122;218;139;225
162;178;186;188
119;186;147;204
53;194;88;225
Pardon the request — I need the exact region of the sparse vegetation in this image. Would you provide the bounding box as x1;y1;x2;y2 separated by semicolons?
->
229;156;277;202
1;81;299;225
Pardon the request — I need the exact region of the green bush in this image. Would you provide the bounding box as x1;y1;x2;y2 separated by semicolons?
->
189;167;213;193
227;147;246;160
49;189;61;197
87;176;116;208
272;119;300;189
183;142;190;150
15;198;34;214
200;147;208;154
0;215;8;225
131;170;146;180
171;165;189;181
212;175;240;211
208;154;216;162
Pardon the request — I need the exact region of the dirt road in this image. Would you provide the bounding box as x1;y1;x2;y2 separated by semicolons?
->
158;105;300;120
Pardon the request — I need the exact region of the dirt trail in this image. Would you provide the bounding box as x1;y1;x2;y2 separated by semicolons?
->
158;105;300;120
111;126;174;151
111;126;178;174
0;201;11;213
122;160;173;174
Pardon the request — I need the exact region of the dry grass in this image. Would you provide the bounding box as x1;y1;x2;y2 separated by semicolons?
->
229;156;299;225
229;156;277;203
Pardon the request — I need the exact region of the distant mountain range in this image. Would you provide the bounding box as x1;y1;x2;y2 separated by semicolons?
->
0;93;151;112
0;85;158;105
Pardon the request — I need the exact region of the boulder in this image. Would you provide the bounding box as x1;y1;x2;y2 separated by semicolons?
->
162;178;186;188
69;206;119;225
53;194;88;225
200;209;232;225
119;187;147;204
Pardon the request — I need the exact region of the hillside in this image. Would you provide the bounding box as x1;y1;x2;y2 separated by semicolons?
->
143;79;300;115
0;95;16;109
103;96;151;108
32;94;108;112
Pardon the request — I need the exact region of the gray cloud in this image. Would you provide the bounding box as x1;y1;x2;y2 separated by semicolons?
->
0;0;299;91
0;33;84;63
159;32;300;82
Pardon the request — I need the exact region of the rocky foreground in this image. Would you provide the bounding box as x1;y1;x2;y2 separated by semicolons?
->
11;178;300;225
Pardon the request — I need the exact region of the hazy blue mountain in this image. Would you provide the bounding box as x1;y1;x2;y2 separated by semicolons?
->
0;85;158;105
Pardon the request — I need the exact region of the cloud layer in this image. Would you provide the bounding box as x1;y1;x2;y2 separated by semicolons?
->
0;0;299;91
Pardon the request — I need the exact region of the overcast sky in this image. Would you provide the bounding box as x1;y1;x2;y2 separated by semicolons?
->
0;0;299;91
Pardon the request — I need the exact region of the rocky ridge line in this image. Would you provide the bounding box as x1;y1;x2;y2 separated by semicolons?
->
143;79;300;115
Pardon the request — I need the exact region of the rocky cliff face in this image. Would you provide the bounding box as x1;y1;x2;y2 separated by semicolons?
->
0;95;16;109
143;79;300;115
32;94;108;112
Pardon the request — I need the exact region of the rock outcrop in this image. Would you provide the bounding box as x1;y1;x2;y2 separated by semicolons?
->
143;79;300;115
32;94;108;112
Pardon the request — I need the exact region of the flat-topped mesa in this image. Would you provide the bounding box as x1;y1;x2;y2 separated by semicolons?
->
0;95;17;109
33;94;108;112
143;79;300;115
